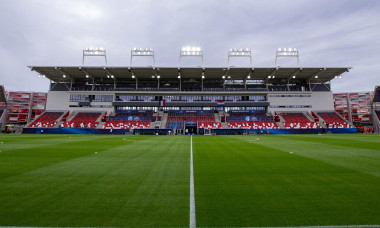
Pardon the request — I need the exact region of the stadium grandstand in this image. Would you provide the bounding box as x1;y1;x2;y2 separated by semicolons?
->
0;85;7;131
372;85;380;133
1;47;375;134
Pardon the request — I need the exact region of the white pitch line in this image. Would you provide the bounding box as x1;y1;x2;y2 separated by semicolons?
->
2;225;379;228
190;135;196;228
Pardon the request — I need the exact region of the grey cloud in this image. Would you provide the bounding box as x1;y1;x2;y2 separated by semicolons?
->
0;0;379;92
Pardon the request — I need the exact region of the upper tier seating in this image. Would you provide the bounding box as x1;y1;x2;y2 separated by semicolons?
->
103;120;150;129
63;112;100;128
318;112;354;128
115;110;154;117
227;111;278;129
167;110;215;122
166;110;220;129
29;111;63;128
281;112;320;129
113;110;156;121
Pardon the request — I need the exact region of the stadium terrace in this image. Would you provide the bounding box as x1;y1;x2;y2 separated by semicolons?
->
3;47;376;134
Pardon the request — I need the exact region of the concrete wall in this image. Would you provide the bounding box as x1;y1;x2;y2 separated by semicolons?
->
46;91;70;111
46;91;114;113
268;91;334;113
47;90;334;114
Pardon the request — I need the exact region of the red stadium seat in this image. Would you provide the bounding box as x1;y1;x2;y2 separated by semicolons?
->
317;112;354;128
63;112;101;128
29;112;63;128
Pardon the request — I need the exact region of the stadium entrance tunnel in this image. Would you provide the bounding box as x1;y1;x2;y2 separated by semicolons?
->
185;121;197;135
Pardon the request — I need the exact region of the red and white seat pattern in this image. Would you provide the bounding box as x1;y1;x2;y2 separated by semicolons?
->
317;112;354;128
103;120;150;129
283;122;320;129
281;112;320;129
198;121;222;129
228;121;278;129
63;112;100;128
29;112;63;128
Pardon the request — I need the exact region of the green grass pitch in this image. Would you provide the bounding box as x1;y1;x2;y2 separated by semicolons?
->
0;134;379;227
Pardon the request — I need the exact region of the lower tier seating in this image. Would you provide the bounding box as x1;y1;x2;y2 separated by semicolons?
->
280;112;320;129
103;120;150;129
29;111;63;128
318;112;354;128
63;112;100;128
198;121;222;129
228;121;278;129
283;122;320;129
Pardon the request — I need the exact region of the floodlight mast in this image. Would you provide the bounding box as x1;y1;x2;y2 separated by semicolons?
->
179;46;204;67
227;48;252;67
82;48;107;66
130;48;156;67
275;48;299;67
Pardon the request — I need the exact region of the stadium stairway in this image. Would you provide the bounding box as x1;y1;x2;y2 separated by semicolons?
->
218;111;226;122
149;121;156;129
96;122;105;129
304;112;315;122
214;112;221;122
95;111;106;129
221;122;228;128
274;121;284;129
277;114;286;123
275;114;286;129
55;111;68;122
160;112;168;129
49;111;70;128
63;111;78;123
312;112;327;128
335;111;353;125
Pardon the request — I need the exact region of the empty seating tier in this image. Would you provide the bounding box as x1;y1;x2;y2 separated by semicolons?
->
318;112;354;128
167;110;215;122
63;112;100;128
227;111;278;129
280;112;320;129
103;120;150;129
198;122;222;129
29;111;63;128
113;110;156;121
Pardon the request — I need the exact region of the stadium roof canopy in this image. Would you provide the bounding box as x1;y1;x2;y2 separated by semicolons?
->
29;66;351;83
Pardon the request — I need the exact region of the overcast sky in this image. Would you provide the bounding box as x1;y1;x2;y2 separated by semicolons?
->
0;0;379;93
